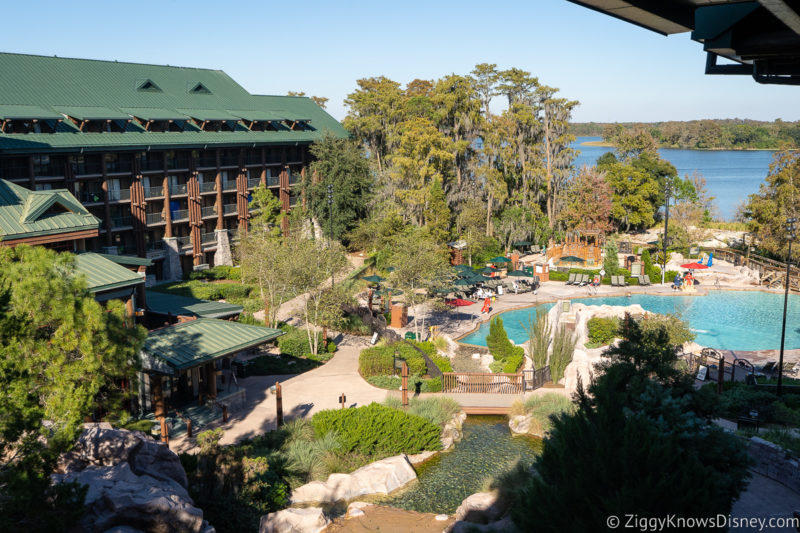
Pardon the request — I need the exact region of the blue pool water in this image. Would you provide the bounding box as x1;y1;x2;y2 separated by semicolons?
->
458;291;800;352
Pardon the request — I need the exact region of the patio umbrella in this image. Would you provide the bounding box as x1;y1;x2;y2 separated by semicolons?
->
490;256;511;264
374;288;403;297
507;269;533;277
512;240;531;247
453;278;474;287
479;266;499;274
680;262;708;270
362;275;385;283
445;298;475;307
559;255;585;263
453;265;473;273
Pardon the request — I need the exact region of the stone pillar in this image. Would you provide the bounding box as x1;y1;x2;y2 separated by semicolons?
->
163;237;182;281
214;229;233;267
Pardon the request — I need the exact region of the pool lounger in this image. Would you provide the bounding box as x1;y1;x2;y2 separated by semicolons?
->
565;273;577;285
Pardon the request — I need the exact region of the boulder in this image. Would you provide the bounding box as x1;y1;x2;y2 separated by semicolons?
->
508;415;533;436
259;507;329;533
346;501;373;518
450;515;517;532
453;491;506;524
441;411;467;451
407;450;437;465
291;454;417;504
53;426;211;533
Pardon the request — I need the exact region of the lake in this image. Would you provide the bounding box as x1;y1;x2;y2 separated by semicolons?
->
572;137;776;220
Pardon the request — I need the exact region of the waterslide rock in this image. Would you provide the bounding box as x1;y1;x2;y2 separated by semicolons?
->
290;454;417;504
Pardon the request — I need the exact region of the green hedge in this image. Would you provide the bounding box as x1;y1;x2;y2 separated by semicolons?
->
187;265;242;281
367;375;442;392
277;325;335;358
587;317;620;345
311;403;442;454
550;269;640;286
416;341;453;373
153;280;253;301
358;342;428;378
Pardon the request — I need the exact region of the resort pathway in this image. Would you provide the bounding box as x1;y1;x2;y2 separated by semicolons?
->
170;336;388;452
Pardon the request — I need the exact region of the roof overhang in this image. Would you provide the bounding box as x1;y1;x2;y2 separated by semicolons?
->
568;0;800;84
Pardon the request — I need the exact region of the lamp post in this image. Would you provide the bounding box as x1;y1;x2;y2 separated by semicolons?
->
662;181;672;285
327;184;334;287
777;217;797;396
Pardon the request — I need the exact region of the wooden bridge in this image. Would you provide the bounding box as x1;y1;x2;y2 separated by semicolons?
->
706;247;798;293
437;367;552;414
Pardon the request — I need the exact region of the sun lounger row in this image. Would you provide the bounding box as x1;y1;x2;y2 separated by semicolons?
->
610;275;629;287
565;273;590;286
638;275;652;286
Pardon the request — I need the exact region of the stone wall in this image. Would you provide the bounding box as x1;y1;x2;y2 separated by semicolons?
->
213;229;233;267
748;436;800;494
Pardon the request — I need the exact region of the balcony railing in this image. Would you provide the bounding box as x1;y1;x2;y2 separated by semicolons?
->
267;176;280;187
144;186;164;198
201;232;217;244
222;181;236;191
288;173;301;185
247;178;261;188
79;190;104;203
169;184;187;196
223;204;237;215
146;212;164;224
108;189;131;202
171;209;189;222
199;182;217;193
110;215;132;228
289;196;299;207
146;241;165;256
201;206;217;218
176;236;192;248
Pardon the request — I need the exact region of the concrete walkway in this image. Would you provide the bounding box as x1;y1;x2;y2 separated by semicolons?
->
170;336;388;452
731;471;800;532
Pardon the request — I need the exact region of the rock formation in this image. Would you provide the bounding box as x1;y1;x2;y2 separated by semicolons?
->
54;424;213;533
259;507;329;533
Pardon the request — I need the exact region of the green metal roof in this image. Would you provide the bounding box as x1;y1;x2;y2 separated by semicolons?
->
74;252;145;293
99;253;152;267
0;179;100;242
55;106;133;121
146;290;244;319
0;104;63;120
141;318;283;372
0;52;348;154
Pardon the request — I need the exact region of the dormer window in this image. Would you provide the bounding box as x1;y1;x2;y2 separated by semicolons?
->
189;82;211;95
137;79;162;92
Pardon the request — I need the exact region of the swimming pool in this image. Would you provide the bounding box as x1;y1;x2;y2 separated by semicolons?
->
458;291;800;352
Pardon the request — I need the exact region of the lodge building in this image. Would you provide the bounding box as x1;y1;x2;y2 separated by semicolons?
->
0;52;348;279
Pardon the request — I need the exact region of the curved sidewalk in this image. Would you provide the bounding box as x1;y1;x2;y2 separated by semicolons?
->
171;337;388;452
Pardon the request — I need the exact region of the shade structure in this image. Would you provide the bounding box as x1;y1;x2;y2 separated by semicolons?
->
445;298;475;307
374;288;403;297
681;262;708;270
479;266;498;274
507;270;533;277
453;264;473;272
362;275;385;283
559;255;585;263
463;274;485;283
512;241;531;247
452;278;474;287
490;256;511;264
431;287;452;295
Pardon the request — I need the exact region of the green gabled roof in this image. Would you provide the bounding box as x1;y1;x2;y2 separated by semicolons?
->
0;179;100;242
141;318;283;372
0;103;63;120
99;253;152;267
74;252;145;293
146;290;243;319
0;52;348;153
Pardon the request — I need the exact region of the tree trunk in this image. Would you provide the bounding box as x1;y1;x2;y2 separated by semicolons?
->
486;194;493;236
264;298;270;327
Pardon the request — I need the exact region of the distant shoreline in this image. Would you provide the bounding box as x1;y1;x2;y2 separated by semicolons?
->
578;140;778;152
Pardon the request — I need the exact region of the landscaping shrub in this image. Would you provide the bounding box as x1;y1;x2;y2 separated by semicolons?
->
638;313;695;346
417;340;453;373
550;325;576;383
405;397;460;427
760;429;800;458
187;265;242;281
277;326;329;358
486;316;515;361
311;403;442;455
524;308;551;370
358;342;427;378
367;375;442;393
586;317;620;346
247;354;321;375
520;394;575;436
339;314;372;336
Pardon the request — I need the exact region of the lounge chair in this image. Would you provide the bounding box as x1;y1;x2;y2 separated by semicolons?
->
565;273;577;285
610;275;619;287
577;274;590;287
619;276;629;287
640;275;652;286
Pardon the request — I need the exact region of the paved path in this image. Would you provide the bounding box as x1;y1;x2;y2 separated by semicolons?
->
730;471;800;532
170;337;387;452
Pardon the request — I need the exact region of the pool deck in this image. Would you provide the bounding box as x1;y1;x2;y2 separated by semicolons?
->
413;276;799;365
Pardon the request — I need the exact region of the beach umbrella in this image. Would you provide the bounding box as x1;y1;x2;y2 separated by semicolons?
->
479;266;498;274
452;278;474;287
453;264;472;272
445;298;475;307
490;256;511;264
507;269;533;277
680;262;708;270
362;275;385;283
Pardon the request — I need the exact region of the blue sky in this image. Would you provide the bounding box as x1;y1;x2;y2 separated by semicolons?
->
3;0;798;123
